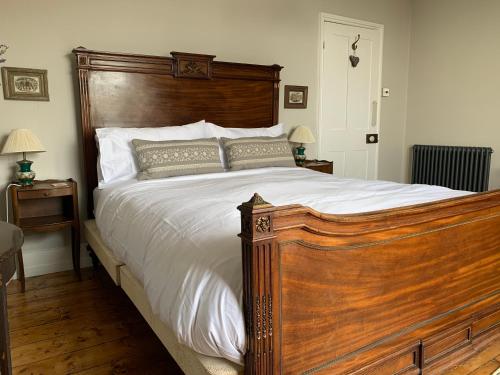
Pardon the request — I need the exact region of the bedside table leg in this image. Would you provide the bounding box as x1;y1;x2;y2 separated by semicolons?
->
16;249;25;293
71;226;81;280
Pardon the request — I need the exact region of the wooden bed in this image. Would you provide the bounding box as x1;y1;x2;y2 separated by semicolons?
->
73;47;500;375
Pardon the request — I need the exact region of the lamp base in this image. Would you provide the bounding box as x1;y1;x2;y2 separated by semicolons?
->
295;145;307;166
16;159;36;186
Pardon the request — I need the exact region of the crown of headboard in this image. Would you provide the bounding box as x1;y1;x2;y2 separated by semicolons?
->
72;47;282;216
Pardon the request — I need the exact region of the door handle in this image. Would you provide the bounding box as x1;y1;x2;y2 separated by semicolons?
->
366;134;379;144
371;100;378;127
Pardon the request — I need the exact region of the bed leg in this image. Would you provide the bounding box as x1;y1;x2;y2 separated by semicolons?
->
87;245;100;270
239;194;281;375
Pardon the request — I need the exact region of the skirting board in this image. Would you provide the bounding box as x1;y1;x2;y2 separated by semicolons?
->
22;244;92;277
84;220;243;375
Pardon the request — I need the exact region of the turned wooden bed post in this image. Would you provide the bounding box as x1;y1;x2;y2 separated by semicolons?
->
239;194;281;375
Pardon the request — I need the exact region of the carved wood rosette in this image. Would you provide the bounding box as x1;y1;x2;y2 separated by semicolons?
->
239;194;280;375
171;51;215;79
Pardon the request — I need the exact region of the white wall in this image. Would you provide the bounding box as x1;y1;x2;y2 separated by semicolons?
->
406;0;500;188
0;0;412;276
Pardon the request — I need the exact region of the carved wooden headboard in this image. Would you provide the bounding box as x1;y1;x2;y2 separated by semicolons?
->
73;47;282;215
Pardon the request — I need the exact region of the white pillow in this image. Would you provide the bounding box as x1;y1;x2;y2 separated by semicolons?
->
206;122;284;138
96;120;207;187
206;123;285;169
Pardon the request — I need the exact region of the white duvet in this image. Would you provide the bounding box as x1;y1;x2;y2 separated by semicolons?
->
94;167;470;364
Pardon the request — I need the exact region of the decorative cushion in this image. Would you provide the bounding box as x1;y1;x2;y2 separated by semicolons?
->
132;137;224;180
206;123;285;170
221;134;296;171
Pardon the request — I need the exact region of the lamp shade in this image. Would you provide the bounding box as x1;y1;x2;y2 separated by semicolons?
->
1;129;45;154
289;126;316;144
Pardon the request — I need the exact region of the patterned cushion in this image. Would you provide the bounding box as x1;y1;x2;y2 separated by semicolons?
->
132;138;224;180
221;134;296;171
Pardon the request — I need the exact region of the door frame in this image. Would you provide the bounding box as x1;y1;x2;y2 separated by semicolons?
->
318;13;384;178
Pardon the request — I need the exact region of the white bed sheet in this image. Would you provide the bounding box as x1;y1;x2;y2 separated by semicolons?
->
94;167;470;364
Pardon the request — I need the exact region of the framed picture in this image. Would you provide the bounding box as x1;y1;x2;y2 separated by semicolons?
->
284;85;308;109
1;67;49;101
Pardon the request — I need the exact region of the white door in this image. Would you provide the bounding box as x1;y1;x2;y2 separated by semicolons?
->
319;17;383;179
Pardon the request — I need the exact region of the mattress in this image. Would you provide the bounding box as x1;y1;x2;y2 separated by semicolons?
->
94;167;470;364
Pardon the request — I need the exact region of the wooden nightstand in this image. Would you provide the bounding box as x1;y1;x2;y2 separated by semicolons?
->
300;160;333;174
10;179;81;279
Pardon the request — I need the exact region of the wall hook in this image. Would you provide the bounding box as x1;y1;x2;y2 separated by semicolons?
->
349;35;360;68
351;34;361;51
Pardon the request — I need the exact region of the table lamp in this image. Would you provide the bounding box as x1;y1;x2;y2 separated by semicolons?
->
289;126;315;166
1;129;45;186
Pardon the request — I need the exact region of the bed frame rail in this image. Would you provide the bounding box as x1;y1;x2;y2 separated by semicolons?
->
239;191;500;374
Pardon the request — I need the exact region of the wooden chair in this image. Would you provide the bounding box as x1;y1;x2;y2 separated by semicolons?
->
0;222;25;375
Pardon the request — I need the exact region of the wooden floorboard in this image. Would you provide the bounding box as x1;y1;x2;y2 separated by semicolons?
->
6;269;499;375
444;339;500;375
8;268;183;375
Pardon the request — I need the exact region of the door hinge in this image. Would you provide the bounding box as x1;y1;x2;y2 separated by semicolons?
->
323;41;325;49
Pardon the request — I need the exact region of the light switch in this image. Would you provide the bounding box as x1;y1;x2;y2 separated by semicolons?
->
382;88;390;97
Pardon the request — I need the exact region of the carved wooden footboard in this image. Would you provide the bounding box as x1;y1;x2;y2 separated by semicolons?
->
239;191;500;375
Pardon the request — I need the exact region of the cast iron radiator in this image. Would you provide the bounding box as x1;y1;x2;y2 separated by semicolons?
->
411;145;493;192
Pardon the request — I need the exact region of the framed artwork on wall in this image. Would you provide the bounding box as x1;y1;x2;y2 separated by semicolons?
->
284;85;308;109
1;67;49;101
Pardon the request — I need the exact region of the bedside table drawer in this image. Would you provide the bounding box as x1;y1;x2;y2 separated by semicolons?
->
18;187;72;200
